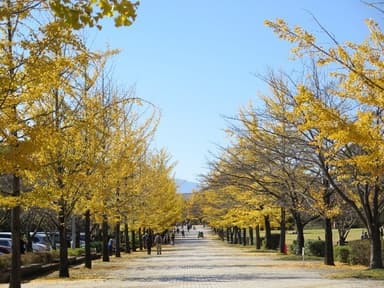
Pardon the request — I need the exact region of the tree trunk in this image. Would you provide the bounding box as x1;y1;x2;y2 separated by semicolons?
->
255;224;261;250
264;215;272;249
279;207;286;254
84;209;92;269
75;224;80;248
139;228;143;251
71;216;76;249
243;228;247;246
102;216;109;262
226;227;230;242
249;227;254;246
26;232;33;252
230;227;234;244
124;223;130;253
237;227;242;244
115;222;121;257
369;221;383;268
293;212;305;255
59;205;69;277
131;230;136;251
9;175;21;288
324;217;334;265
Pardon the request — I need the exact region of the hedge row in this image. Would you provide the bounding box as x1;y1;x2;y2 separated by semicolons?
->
292;239;384;266
333;239;384;266
0;248;85;271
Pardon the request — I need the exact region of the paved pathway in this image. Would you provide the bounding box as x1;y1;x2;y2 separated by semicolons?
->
2;226;383;288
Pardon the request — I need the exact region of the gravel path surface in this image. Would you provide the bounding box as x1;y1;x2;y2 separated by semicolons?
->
2;226;383;288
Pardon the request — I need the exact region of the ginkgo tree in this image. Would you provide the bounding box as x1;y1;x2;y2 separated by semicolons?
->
0;1;139;286
184;189;205;223
265;9;384;268
74;75;181;261
202;146;281;249
1;5;95;285
22;33;106;277
78;74;152;262
140;150;183;232
216;102;321;254
258;66;358;265
96;91;159;259
50;0;138;29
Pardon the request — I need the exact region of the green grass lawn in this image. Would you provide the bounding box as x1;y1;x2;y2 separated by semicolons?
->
229;227;365;246
273;228;364;246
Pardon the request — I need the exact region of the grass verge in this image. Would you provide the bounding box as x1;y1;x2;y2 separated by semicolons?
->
278;254;323;261
328;268;384;280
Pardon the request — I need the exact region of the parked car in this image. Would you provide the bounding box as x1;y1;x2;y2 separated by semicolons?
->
0;232;11;239
0;245;11;254
32;242;49;252
30;233;51;251
0;235;51;253
0;238;12;254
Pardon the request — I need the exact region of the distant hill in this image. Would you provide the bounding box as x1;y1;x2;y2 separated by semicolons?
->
176;179;199;194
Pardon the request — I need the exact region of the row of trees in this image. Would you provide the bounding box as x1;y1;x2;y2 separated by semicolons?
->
0;1;182;288
191;4;384;269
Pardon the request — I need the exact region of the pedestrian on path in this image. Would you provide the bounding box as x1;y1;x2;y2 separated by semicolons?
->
108;237;115;256
143;232;152;255
171;231;175;245
154;233;162;255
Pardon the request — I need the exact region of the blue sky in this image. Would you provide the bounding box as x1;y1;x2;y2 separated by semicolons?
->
89;1;380;182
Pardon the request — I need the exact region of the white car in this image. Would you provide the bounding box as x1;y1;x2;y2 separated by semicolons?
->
0;238;12;248
31;233;51;251
0;236;50;252
0;238;12;254
32;242;49;252
0;232;12;239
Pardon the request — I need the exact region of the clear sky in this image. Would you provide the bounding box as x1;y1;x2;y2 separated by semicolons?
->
89;0;380;183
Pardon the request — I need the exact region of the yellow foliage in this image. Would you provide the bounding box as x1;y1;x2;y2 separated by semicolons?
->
265;13;384;232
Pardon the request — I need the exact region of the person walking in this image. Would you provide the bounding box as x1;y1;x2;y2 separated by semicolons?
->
154;233;162;255
171;231;175;245
108;237;114;256
143;232;152;255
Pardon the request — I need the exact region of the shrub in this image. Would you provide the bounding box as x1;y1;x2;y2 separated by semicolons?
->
289;240;297;255
305;240;325;257
21;253;43;266
0;248;84;272
21;252;58;265
49;249;59;259
68;248;85;257
348;239;370;266
269;234;280;250
262;234;280;250
90;241;102;253
0;253;47;271
0;255;11;271
334;245;351;263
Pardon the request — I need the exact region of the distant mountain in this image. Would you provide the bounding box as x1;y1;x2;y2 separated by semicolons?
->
176;179;199;194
